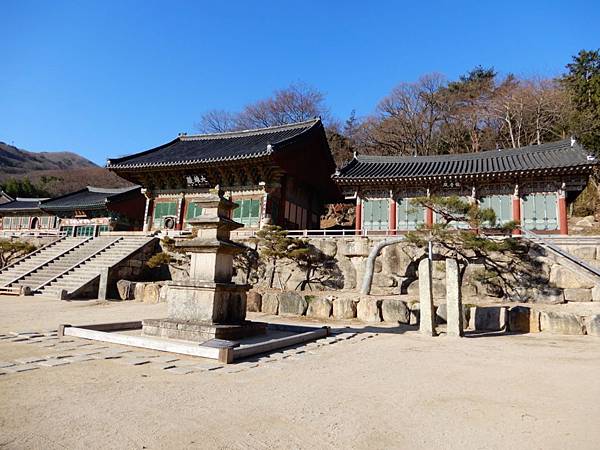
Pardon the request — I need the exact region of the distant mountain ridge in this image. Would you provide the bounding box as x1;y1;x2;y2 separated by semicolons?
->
0;142;133;196
0;141;98;176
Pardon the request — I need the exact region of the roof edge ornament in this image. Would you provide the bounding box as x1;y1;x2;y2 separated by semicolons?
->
571;136;576;147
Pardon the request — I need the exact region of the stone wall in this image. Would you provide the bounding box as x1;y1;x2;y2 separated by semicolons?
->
233;237;600;305
247;290;600;336
100;239;160;300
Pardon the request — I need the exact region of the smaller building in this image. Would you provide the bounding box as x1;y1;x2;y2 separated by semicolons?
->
0;197;54;234
0;186;145;237
333;139;597;235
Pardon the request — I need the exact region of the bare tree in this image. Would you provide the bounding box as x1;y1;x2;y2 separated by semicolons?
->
196;109;240;133
196;82;331;133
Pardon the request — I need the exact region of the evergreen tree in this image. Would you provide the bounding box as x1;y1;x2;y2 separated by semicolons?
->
560;49;600;151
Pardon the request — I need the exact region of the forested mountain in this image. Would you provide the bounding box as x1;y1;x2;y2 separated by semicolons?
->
0;142;132;198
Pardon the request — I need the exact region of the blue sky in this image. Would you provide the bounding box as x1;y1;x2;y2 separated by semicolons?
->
1;0;599;165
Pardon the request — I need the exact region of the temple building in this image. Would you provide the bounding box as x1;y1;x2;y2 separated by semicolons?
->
0;186;145;237
106;118;338;232
333;139;597;235
0;197;54;235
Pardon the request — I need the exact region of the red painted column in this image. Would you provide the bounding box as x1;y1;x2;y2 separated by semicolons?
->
175;195;184;231
389;197;397;235
512;185;521;235
425;207;433;228
355;194;362;234
558;187;568;235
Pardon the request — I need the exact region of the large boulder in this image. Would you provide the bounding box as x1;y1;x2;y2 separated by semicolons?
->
247;291;262;312
549;266;595;289
540;311;585;335
585;314;600;336
357;298;382;323
306;297;332;319
117;280;136;300
563;288;592;302
261;293;279;315
381;299;410;324
278;291;308;316
508;306;540;333
332;298;357;319
471;306;507;332
575;215;595;227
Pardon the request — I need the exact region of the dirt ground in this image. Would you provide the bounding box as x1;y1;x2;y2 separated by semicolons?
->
1;295;600;450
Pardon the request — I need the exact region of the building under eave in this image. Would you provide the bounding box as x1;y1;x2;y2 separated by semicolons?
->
0;186;144;237
41;186;145;236
0;197;54;235
333;139;597;235
106;118;339;232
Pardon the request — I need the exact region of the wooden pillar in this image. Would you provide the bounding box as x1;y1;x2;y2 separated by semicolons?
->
558;183;568;235
141;189;153;232
355;193;362;234
176;193;186;231
425;188;433;228
512;184;521;235
389;192;397;235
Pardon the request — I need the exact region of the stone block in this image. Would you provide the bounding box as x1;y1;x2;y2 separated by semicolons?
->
166;283;247;324
593;286;600;302
159;285;168;303
278;291;308;316
143;283;161;304
356;298;382;323
134;282;147;301
549;265;595;289
585;315;600;336
508;306;540;333
247;291;262;312
409;303;420;325
381;299;410;324
332;298;357;319
540;311;585;335
564;288;592;302
529;287;564;304
117;280;136;301
261;293;279;315
572;246;596;260
471;306;507;332
436;303;470;326
306;297;332;319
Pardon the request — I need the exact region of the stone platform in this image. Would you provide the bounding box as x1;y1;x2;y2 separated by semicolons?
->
142;318;267;341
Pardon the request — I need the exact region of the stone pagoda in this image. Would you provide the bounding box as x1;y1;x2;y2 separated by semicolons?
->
142;187;266;342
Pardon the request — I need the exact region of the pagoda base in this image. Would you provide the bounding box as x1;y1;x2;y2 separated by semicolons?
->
142;318;267;342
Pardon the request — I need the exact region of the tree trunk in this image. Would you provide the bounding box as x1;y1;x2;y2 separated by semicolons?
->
360;237;406;295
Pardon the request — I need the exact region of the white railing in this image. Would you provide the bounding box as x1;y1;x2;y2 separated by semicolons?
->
230;228;413;239
0;229;67;238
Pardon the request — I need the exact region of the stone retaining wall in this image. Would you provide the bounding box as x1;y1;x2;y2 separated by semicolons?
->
233;237;600;304
247;290;600;337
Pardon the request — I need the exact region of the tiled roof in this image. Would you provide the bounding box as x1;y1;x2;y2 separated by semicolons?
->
334;139;597;183
0;198;46;212
41;186;140;211
106;119;322;169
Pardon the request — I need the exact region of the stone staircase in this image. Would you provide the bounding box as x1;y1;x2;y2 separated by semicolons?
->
0;237;89;287
0;235;157;299
37;235;156;299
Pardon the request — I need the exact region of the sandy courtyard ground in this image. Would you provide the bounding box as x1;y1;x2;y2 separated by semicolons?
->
1;295;599;450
